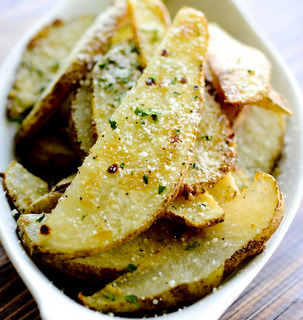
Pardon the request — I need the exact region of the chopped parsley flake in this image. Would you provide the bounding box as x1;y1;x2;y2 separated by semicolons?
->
99;61;108;69
104;83;113;91
117;77;131;84
247;69;255;75
171;77;177;84
173;91;181;95
143;175;149;184
36;214;45;223
104;293;115;301
37;187;47;194
151;114;159;122
81;214;88;220
125;295;140;307
151;29;159;43
108;118;117;130
50;62;60;72
185;241;200;251
98;77;106;83
125;263;138;273
189;163;199;170
120;163;125;169
202;135;213;141
131;45;140;54
134;107;161;121
158;185;167;194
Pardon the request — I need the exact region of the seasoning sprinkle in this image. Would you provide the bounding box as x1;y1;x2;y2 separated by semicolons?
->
107;164;118;174
158;185;167;194
108;118;117;130
143;175;149;184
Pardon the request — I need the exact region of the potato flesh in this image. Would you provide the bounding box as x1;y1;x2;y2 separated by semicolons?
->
7;16;94;122
208;23;271;105
69;76;94;159
80;173;284;312
129;0;171;67
35;7;208;258
207;172;239;206
166;192;224;228
15;0;128;143
181;89;236;195
236;106;285;180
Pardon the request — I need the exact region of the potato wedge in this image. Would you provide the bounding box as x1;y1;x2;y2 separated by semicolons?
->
235;106;285;180
255;86;292;116
6;16;94;122
15;0;128;143
18;214;181;281
18;191;224;279
33;7;208;259
68;75;94;159
208;23;271;105
165;192;224;228
79;172;284;313
91;40;142;138
2;160;49;214
181;88;236;195
129;0;171;67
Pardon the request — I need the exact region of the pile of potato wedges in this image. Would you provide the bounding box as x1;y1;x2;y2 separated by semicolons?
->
1;0;290;315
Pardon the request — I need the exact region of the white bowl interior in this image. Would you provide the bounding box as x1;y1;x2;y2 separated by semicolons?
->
0;0;303;319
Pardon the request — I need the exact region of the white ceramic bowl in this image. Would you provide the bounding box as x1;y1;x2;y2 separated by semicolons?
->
1;0;303;319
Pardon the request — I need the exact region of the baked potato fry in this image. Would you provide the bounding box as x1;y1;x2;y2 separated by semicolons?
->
129;0;171;67
255;86;292;116
68;75;94;159
18;215;180;281
33;7;208;259
166;192;224;228
91;39;142;138
79;172;284;313
15;0;128;143
208;23;271;105
6;16;94;122
18;190;225;280
2;160;48;214
181;88;236;195
235;106;285;180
